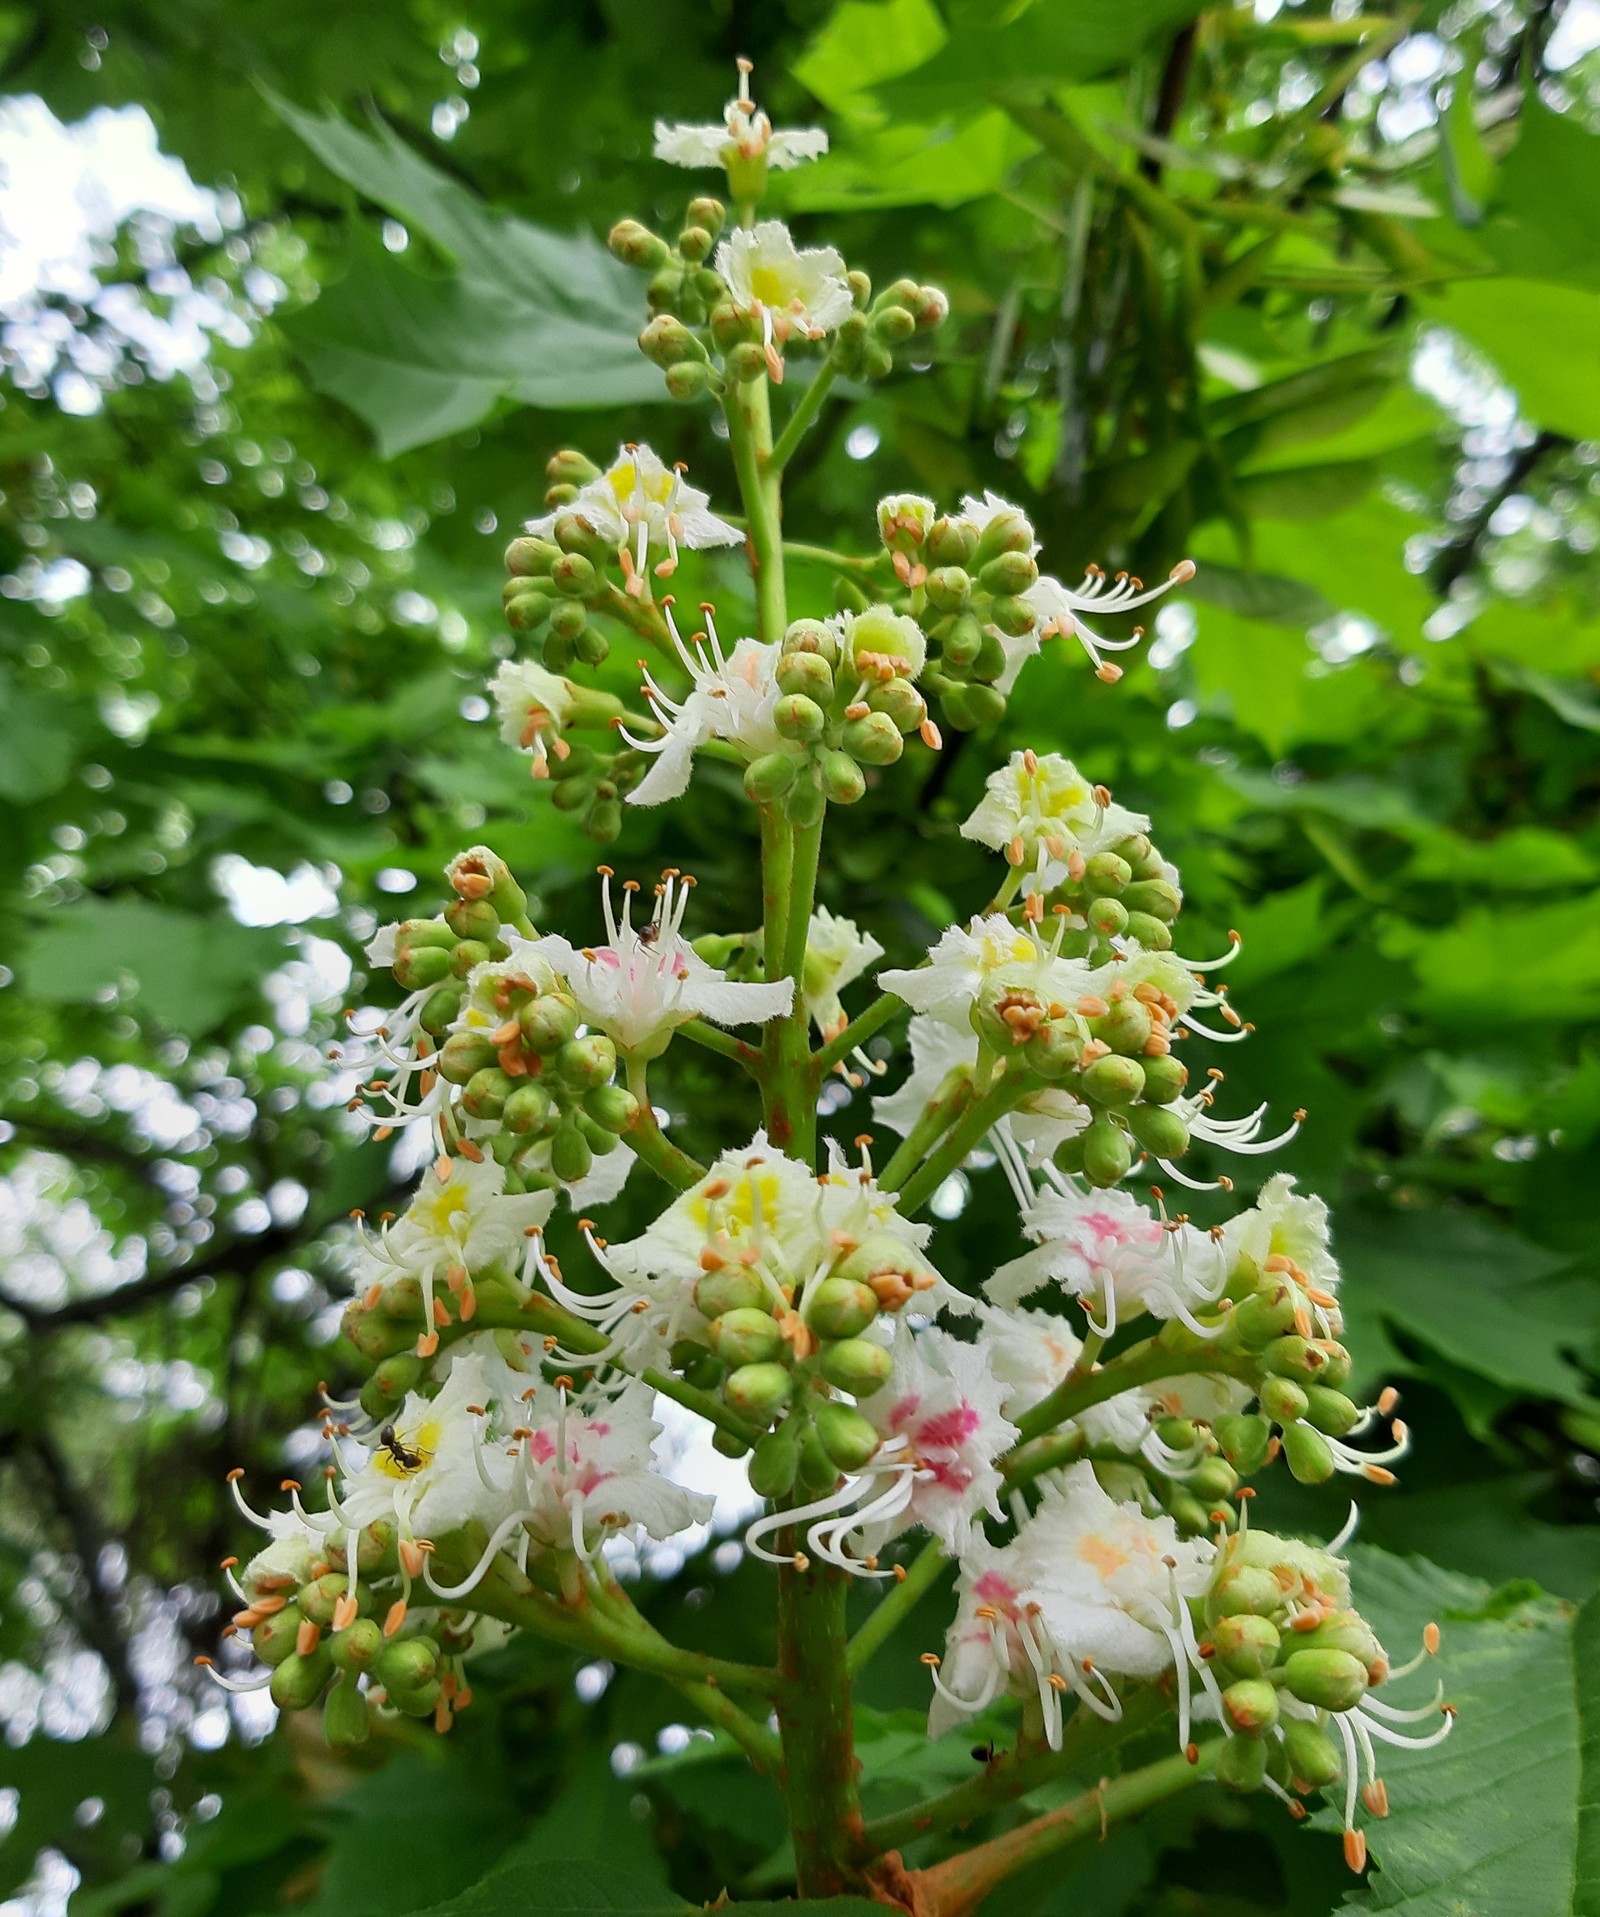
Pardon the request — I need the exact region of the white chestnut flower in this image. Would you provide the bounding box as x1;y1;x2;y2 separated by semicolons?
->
1024;559;1196;684
877;913;1093;1032
961;750;1151;874
526;444;740;596
488;658;575;779
715;219;854;380
529;867;792;1058
802;906;885;1042
654;58;829;177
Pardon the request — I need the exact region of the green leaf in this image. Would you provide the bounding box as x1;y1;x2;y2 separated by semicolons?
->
1188;607;1388;754
18;898;283;1035
1486;100;1600;291
1422;278;1600;440
1488;657;1600;732
268;99;657;453
1184;562;1335;626
1338;1209;1597;1410
1234;458;1379;520
1404;825;1598;893
1381;893;1600;1026
777;111;1040;213
1328;1547;1598;1916
0;669;84;802
792;0;950;116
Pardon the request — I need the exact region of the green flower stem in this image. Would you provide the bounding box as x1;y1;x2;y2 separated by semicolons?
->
599;582;674;657
845;1540;949;1676
895;1073;1024;1217
909;1743;1218;1917
676;1017;763;1072
760;805;794;988
855;1682;1169;1861
811;992;905;1075
783;540;891;578
1000;1424;1089;1486
623;1055;706;1191
669;1675;785;1772
876;1070;975;1197
723;375;785;646
1010;1333;1255;1445
777;1553;866;1899
769;359;840;473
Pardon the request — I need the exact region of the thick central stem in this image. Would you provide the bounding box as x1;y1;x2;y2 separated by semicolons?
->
776;1555;864;1898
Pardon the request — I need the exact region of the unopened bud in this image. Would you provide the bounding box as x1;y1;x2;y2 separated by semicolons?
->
462;1065;513;1121
1223;1677;1280;1735
872;304;915;344
695;1267;769;1320
867;677;926;734
520;994;580;1053
584;1084;638;1134
973;507;1035;567
1141;1054;1189;1104
1260;1376;1309;1424
819;750;866;806
1216;1732;1269;1792
724;1361;793;1423
1081;1053;1145;1108
506;535;560;577
639;313;707;368
1124;911;1173;950
378;1637;438;1692
1082;1115;1133;1187
329;1617;384;1672
748;1423;800;1499
608;219;671;269
554;1033;616;1091
550;1122;592;1183
1212;1613;1280;1678
269;1648;332;1712
666;360;713;402
1123;878;1182;922
1127;1104;1189;1159
709;1307;786;1368
815;1403;882;1470
438;1032;497;1085
808;1277;879;1340
251;1605;304;1668
745;751;801;803
727;341;767;383
927;517;977;568
1263;1336;1326;1382
925;566;971;612
394;943;453;990
687;196;726;237
550;552;597;599
979;551;1038;596
1188;1455;1238;1502
783;617;840;666
1213;1411;1272;1472
1281;1420;1337;1484
1303;1384;1362;1436
776;650;835;702
323;1672;370;1750
911;284;948;328
1207;1564;1283;1622
841;711;904;766
503;1082;557;1137
775;693;827;743
847;268;872;308
819;1337;894;1395
1284;1647;1368;1712
678;224;715;264
1283;1719;1344;1789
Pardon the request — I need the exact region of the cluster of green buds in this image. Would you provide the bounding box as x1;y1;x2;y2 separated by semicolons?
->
217;1522;468;1742
882;498;1040;732
1213;1295;1376;1491
1198;1528;1447;1871
676;1225;938;1485
745;608;940;820
1047;831;1184;959
825;275;947;386
610;199;734;381
501;452;627;670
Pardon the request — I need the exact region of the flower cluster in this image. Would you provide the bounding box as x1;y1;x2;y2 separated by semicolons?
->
208;63;1452;1905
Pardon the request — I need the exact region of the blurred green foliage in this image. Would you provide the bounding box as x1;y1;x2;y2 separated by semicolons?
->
2;0;1600;1911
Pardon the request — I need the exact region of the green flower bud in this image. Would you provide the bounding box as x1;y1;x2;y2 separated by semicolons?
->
786;768;827;827
1169;1492;1213;1536
867;677;927;735
1122;878;1182;922
783;617;840;666
549;601;588;645
776;650;834;701
1260;1376;1309;1424
745;751;801;803
1123;911;1173;951
1087;897;1129;940
1082;1116;1133;1187
775;693;827;743
808;1277;878;1340
646;265;682;312
978;551;1038;596
815;1403;882;1471
1281;1420;1336;1485
251;1605;304;1668
437;1032;495;1085
1156;1417;1197;1450
925;566;971;612
1315;1341;1353;1389
1213;1412;1272;1473
1081;1054;1145;1108
1026;1020;1084;1078
389;1677;442;1718
1283;1719;1344;1790
1111;833;1155;869
748;1423;800;1499
727;341;766;383
550;552;596;599
696;1266;769;1320
520;993;580;1053
872;304;916;344
449;938;494;979
394;943;453;990
445;896;500;942
688;196;726;237
677;224;715;264
462;1066;513;1122
710;300;756;350
1083;852;1133;897
329;1617;384;1673
1229;1284;1297;1347
1284;1647;1368;1712
666;361;713;402
819;750;866;806
270;1647;333;1711
1141;1054;1189;1104
862;338;894;381
576;1110;619;1154
819;1337;894;1395
1207;1564;1284;1622
942;611;984;670
378;1637;438;1691
553;511;610;561
506;535;560;577
973;507;1035;567
550;1123;592;1184
298;1573;350;1629
841;712;903;766
833;1234;932;1307
1127;1104;1189;1159
1187;1456;1239;1502
355;1521;396;1575
503;1082;557;1137
1223;1677;1280;1735
554;1033;616;1091
1211;1612;1280;1678
584;1084;638;1133
608;219;671;269
1263;1336;1327;1382
797;1425;840;1495
989;595;1037;639
927;517;977;568
1292;1611;1384;1674
1216;1732;1269;1792
911;284;948;329
708;1307;786;1368
1091;997;1152;1056
957;687;1007;733
724;1361;793;1423
324;1672;370;1750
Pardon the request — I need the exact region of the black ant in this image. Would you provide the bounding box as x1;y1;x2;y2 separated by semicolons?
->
970;1740;998;1765
379;1424;424;1471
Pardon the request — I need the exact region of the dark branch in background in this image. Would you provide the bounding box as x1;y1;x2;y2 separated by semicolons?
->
20;1432;140;1717
1430;429;1567;595
1138;22;1199;183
